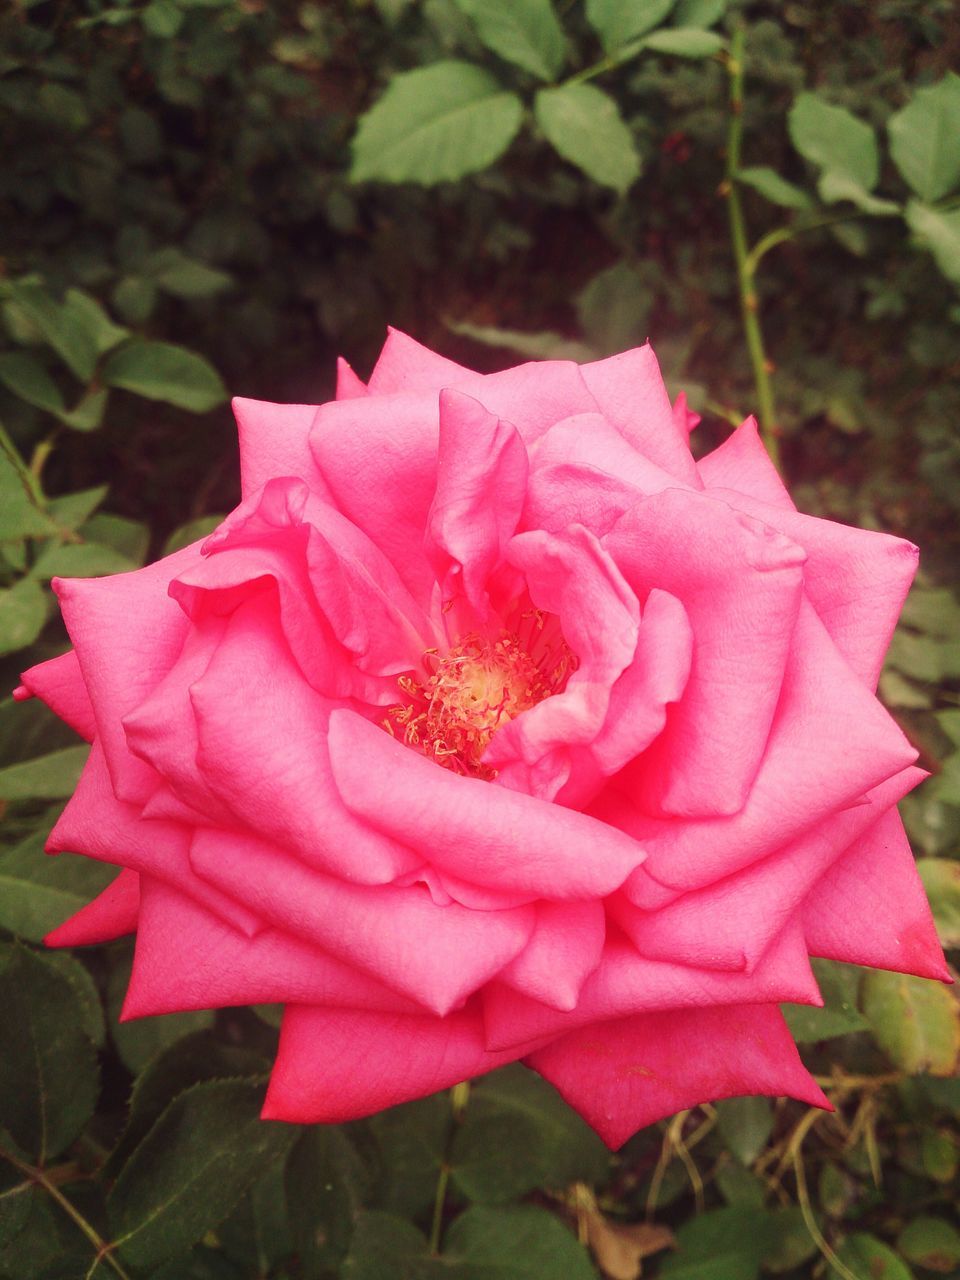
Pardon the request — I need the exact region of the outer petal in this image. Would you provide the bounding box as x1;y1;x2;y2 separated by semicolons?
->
45;867;140;947
698;418;793;511
708;487;918;688
802;809;950;981
425;389;528;617
603;601;918;899
580;345;701;486
189;827;536;1016
262;1003;531;1124
54;544;202;804
606;488;806;817
15;649;96;741
327;709;647;900
527;1004;830;1149
123;878;422;1017
47;739;260;936
483;922;820;1051
366;327;475;394
614;766;924;972
335;356;368;400
232;397;331;502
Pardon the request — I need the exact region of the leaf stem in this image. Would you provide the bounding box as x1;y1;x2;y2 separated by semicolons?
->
428;1080;471;1255
722;26;781;470
0;1146;132;1280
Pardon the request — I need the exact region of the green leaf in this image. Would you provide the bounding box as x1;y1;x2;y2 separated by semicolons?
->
37;83;90;132
57;386;109;432
917;858;960;947
0;450;58;542
642;27;725;56
370;1094;449;1220
108;1079;298;1269
445;1204;598;1278
38;949;107;1049
898;1217;960;1273
673;0;726;24
60;290;130;359
817;171;899;215
162;514;224;556
534;83;640;194
714;1097;773;1166
576;261;654;355
0;577;47;659
142;0;184;37
340;1211;432;1279
445;319;596;362
861;969;959;1076
736;166;813;209
452;0;566;82
905;201;960;285
46;485;109;531
0;744;89;801
0;943;99;1161
661;1208;771;1280
105;1030;271;1178
4;282;99;382
107;951;215;1073
30;540;139;580
783;958;868;1043
586;0;675;53
351;61;524;185
761;1207;819;1274
286;1127;374;1274
452;1065;607;1204
830;1233;913;1280
788;93;879;192
145;248;234;299
102;340;228;411
0;830;114;943
888;72;960;202
0;352;65;414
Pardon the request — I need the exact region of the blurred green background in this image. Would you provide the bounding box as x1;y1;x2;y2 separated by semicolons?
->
0;1;958;1278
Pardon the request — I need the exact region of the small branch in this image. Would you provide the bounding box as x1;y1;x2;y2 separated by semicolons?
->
428;1080;472;1255
0;1147;132;1280
722;27;781;470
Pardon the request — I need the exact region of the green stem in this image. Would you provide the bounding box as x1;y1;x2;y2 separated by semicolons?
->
428;1081;471;1256
744;207;872;277
723;26;781;470
0;1147;132;1280
0;418;46;508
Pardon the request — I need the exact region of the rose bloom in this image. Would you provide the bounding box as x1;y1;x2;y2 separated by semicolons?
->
18;331;948;1147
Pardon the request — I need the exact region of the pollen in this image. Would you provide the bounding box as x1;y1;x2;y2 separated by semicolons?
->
384;621;574;779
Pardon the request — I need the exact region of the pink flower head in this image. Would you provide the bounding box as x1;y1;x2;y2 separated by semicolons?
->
18;330;948;1147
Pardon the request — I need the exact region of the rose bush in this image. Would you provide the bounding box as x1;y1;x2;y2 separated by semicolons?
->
17;331;948;1147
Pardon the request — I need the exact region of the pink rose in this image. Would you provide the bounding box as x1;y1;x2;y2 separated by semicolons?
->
18;331;947;1147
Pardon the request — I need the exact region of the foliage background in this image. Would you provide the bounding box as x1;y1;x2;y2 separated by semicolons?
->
0;0;959;1277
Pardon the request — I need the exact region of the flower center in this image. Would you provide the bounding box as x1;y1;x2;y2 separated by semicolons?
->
384;619;573;779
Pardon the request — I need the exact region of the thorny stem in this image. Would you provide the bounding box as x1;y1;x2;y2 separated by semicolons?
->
428;1080;471;1255
0;1146;133;1280
723;25;781;471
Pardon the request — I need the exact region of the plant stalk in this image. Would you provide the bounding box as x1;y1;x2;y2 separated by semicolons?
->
428;1080;471;1255
723;26;781;470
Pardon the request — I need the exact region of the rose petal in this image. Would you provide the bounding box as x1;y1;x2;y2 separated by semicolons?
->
698;418;793;510
189;827;536;1015
708;486;919;688
189;594;419;884
367;327;474;394
499;901;606;1011
335;356;368;400
232;397;330;501
425;388;528;618
580;345;701;486
526;1004;830;1149
672;391;700;436
262;1003;530;1124
483;921;820;1051
47;739;260;936
606;487;806;817
327;708;647;900
802;809;950;981
603;602;918;898
123;878;421;1017
54;545;202;804
613;766;924;972
45;867;140;947
15;650;96;742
